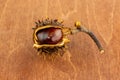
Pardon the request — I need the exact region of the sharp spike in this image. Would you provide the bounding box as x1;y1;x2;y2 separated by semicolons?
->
38;20;41;23
32;27;36;30
35;22;38;25
54;19;58;22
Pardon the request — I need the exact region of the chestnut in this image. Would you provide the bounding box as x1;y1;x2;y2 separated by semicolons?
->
37;27;63;44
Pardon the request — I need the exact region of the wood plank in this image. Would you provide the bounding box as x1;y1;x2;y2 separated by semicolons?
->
0;0;120;80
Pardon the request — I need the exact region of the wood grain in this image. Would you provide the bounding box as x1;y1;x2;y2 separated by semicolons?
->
0;0;120;80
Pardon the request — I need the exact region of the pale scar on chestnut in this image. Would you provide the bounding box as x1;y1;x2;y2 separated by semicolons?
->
32;18;104;55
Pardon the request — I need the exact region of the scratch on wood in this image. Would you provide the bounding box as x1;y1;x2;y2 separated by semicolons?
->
58;0;77;20
63;51;77;80
91;0;103;80
108;0;116;43
7;43;24;59
92;0;115;45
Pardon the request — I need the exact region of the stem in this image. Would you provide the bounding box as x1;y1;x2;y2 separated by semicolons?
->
74;25;104;53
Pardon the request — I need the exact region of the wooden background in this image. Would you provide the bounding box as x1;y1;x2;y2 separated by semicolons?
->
0;0;120;80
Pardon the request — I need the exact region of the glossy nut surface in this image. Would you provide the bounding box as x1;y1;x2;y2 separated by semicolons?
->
37;27;63;44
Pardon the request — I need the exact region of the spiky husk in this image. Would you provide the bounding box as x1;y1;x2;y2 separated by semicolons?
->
33;18;67;56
